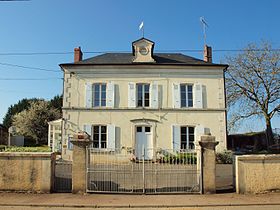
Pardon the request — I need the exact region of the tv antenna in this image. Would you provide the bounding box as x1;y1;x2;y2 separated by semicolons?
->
200;16;209;45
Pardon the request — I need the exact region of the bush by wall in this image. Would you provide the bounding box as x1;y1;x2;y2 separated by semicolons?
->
216;150;233;164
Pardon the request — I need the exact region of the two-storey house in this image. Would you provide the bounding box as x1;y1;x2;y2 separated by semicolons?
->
60;38;228;160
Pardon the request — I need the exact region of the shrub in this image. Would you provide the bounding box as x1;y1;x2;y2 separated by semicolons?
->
159;153;197;164
216;150;233;164
0;145;6;152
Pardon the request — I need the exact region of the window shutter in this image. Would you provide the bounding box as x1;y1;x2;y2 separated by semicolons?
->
128;82;136;108
83;124;92;138
172;125;180;152
85;83;92;108
150;82;158;108
194;83;203;108
107;124;115;151
172;83;180;108
195;124;205;143
106;82;115;108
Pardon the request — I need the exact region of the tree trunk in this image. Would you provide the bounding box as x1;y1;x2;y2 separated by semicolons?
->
265;117;274;150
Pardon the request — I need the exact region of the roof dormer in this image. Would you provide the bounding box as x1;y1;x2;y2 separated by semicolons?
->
132;38;155;63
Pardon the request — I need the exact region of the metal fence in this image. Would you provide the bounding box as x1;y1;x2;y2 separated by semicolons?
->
86;148;201;194
53;160;72;193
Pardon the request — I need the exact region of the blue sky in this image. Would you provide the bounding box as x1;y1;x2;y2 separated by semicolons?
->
0;0;279;133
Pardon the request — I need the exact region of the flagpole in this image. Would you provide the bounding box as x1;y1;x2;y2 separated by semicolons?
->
142;27;144;38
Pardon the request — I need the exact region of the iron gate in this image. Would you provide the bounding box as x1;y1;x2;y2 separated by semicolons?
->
86;148;201;194
53;160;72;192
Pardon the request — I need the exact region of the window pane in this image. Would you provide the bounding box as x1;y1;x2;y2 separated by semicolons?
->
101;100;106;107
94;84;100;92
180;85;186;92
144;99;149;107
101;84;106;92
188;100;193;107
93;134;99;141
187;85;192;92
145;127;151;132
189;143;194;149
101;126;106;133
181;143;187;150
181;127;187;134
101;134;106;141
189;134;194;142
93;126;99;133
181;134;187;143
101;91;106;100
181;99;186;107
136;126;142;132
137;84;143;107
188;127;194;134
144;84;149;92
101;142;106;148
94;100;99;107
93;142;99;148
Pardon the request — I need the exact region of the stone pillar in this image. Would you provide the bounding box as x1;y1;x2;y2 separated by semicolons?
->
70;132;92;194
199;135;218;194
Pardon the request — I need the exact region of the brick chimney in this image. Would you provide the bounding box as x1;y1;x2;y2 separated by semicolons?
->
203;45;212;63
74;46;83;62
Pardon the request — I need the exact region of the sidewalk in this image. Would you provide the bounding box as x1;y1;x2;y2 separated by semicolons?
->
0;192;280;209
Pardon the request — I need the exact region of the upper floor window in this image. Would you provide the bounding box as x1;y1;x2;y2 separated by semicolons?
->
93;83;106;107
92;125;107;148
137;83;150;107
180;126;195;149
180;84;193;108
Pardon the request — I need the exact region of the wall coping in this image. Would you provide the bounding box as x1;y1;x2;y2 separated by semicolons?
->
236;154;280;161
0;152;54;158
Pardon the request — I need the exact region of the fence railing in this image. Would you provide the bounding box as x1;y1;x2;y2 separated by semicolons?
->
86;148;201;194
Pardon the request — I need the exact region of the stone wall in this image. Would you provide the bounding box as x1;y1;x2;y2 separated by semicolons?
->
0;152;55;193
235;154;280;194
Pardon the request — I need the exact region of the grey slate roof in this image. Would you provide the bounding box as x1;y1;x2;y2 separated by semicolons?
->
60;53;227;67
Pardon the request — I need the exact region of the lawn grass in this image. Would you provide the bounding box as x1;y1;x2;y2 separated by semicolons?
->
3;146;51;152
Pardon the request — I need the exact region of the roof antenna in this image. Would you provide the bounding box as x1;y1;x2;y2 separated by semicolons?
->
199;16;209;46
139;21;144;38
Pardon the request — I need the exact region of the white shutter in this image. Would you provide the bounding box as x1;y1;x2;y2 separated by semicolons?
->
194;83;203;108
128;82;136;108
107;124;115;151
172;125;180;152
83;124;92;139
150;82;158;108
106;82;115;108
85;83;92;108
172;83;180;108
195;124;205;143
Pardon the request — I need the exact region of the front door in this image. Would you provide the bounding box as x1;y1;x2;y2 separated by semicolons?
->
135;126;153;160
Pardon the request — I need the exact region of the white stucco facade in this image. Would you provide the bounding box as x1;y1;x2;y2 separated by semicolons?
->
60;63;227;160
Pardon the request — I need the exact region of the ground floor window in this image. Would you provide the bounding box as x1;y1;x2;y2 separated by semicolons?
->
180;126;195;149
92;125;107;148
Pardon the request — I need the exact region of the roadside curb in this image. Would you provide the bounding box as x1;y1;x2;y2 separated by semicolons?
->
1;202;280;208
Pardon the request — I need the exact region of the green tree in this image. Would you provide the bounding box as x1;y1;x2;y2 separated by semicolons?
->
225;42;280;146
2;98;40;128
49;94;63;112
12;100;61;145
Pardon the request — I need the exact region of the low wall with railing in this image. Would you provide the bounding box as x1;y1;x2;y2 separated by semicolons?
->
235;154;280;194
0;152;55;193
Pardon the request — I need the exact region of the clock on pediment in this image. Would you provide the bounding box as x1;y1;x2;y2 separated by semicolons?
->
132;38;155;63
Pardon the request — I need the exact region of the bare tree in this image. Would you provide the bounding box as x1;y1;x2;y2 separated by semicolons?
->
225;42;280;147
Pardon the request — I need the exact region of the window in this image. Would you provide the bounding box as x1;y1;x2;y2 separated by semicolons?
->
180;84;193;107
136;126;151;133
92;125;107;148
137;83;150;107
180;126;195;149
93;83;106;107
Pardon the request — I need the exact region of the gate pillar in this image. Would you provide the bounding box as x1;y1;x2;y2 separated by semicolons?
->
70;132;92;194
199;134;218;194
